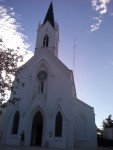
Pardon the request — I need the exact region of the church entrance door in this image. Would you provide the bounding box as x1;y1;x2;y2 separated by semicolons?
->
31;111;43;146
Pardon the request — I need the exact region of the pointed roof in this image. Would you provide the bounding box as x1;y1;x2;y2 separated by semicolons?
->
43;2;55;28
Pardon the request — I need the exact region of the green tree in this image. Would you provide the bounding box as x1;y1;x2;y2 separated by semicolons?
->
103;115;113;129
0;5;32;114
0;40;24;114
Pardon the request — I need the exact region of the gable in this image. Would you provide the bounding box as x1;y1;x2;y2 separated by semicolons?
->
20;48;73;80
13;48;77;112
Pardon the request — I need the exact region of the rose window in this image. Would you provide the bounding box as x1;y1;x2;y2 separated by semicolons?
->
37;71;48;82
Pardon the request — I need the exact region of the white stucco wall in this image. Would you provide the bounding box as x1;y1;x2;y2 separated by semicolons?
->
35;21;59;57
73;98;97;148
1;49;97;148
0;11;97;147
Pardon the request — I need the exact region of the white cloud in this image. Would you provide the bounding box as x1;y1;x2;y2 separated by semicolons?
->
92;0;112;14
0;5;33;101
0;5;33;63
0;6;28;51
91;0;112;32
91;17;102;32
0;5;33;102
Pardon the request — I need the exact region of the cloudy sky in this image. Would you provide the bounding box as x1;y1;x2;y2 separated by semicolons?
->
0;0;113;128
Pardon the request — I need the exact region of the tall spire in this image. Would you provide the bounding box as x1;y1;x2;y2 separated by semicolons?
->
43;2;55;28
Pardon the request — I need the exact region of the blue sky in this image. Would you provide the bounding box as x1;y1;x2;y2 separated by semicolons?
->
0;0;113;128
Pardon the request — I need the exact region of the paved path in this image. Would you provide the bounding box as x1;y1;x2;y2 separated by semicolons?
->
0;145;113;150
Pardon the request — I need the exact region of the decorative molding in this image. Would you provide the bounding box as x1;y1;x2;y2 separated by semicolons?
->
52;102;68;121
20;48;72;79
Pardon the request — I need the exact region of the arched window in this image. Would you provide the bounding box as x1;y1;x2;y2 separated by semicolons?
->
43;34;49;47
37;71;48;94
55;111;62;137
12;111;20;134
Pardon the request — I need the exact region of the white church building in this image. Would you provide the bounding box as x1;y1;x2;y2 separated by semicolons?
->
0;2;97;148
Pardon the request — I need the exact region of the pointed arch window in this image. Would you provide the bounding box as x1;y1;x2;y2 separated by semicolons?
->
37;71;48;94
55;111;62;137
43;34;49;47
12;111;20;134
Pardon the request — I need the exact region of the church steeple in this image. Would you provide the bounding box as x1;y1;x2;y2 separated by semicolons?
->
35;2;59;57
43;2;55;28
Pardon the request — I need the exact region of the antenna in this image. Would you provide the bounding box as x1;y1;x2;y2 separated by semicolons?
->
73;37;77;76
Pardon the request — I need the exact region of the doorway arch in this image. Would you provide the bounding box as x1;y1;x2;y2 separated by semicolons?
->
31;111;43;146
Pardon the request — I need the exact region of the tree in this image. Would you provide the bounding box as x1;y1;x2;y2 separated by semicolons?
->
0;5;33;114
103;115;113;129
0;40;25;114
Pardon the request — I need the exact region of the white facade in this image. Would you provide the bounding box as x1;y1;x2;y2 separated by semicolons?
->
0;2;97;148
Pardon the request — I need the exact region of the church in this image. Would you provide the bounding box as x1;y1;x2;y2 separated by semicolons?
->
0;2;97;148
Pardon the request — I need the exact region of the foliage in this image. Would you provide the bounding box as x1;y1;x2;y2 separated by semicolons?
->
0;40;25;112
103;115;113;129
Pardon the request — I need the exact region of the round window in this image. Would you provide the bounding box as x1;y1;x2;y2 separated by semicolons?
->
37;71;48;82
